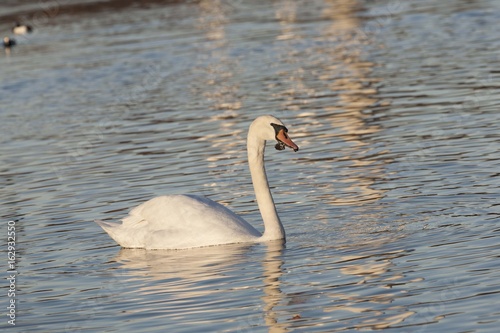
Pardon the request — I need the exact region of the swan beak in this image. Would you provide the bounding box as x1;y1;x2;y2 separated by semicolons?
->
276;129;299;152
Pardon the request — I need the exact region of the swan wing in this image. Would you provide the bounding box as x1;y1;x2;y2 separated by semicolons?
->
96;195;261;250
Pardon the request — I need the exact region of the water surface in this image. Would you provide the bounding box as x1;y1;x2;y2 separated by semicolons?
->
1;0;500;332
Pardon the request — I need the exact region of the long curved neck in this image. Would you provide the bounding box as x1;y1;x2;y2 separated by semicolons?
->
247;129;285;241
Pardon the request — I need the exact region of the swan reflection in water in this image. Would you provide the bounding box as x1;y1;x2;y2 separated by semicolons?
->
112;240;289;333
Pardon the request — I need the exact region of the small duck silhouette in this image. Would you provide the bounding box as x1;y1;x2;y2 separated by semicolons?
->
3;36;16;48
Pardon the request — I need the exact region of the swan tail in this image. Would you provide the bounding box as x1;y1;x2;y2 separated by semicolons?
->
94;219;144;248
94;219;122;242
95;219;119;231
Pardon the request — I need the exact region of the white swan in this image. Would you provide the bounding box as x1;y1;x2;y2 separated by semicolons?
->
95;115;299;250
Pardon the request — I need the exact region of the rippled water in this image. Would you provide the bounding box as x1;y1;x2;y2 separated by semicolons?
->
1;0;500;332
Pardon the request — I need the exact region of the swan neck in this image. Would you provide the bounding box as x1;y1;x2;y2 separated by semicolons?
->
247;131;285;241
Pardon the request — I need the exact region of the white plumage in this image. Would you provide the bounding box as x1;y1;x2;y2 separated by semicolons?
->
96;195;261;249
95;115;299;250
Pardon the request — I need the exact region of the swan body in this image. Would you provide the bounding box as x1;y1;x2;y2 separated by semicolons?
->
95;115;298;250
96;195;261;249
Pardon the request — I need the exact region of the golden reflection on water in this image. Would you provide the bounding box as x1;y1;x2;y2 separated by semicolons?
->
192;0;250;205
195;0;243;116
275;0;299;41
320;0;386;205
273;0;388;207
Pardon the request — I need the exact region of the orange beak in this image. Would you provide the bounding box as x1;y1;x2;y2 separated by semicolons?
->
276;129;299;152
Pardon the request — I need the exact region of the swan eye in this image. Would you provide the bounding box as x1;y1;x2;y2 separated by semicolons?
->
270;123;287;135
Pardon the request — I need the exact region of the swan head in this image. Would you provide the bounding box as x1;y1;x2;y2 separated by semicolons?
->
251;115;299;152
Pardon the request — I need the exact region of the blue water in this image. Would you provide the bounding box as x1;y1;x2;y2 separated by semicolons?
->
1;0;500;332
